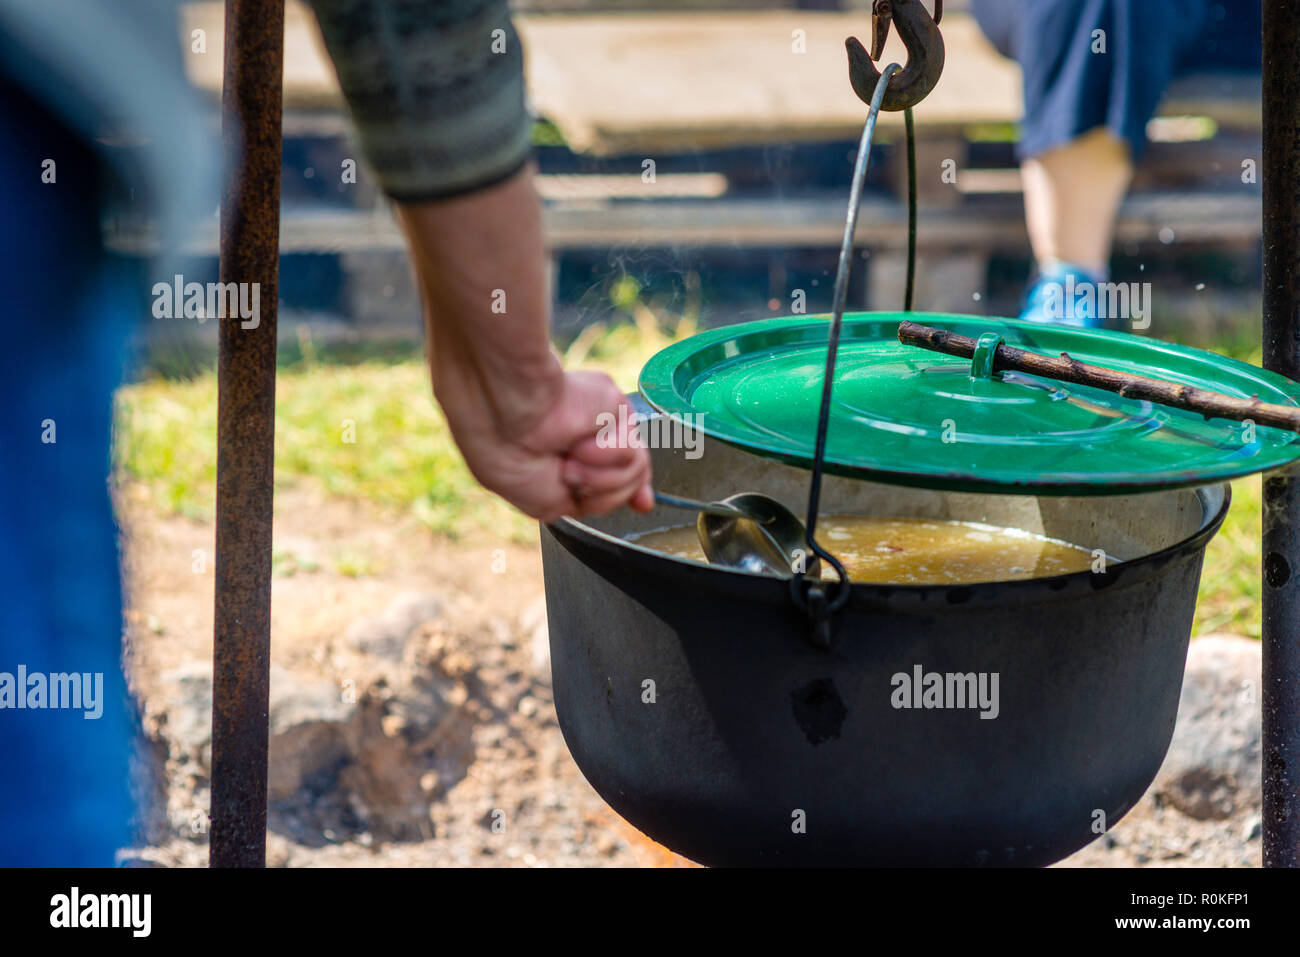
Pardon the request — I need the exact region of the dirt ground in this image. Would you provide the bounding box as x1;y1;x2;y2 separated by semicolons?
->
118;484;1257;868
119;484;691;867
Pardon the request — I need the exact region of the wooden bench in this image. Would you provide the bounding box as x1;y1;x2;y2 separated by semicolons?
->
160;2;1262;330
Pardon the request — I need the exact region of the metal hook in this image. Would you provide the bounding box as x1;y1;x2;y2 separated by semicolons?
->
847;0;945;112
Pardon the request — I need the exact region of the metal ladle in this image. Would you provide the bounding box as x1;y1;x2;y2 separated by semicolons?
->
654;492;821;578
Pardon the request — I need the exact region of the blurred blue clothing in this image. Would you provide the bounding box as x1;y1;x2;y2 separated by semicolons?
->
0;77;136;866
1019;262;1106;328
970;0;1262;162
0;0;214;249
0;1;214;865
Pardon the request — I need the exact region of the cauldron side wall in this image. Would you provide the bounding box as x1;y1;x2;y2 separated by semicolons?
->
541;514;1213;867
539;439;1229;866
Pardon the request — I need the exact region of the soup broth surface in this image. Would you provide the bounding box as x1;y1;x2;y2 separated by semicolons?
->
629;515;1098;585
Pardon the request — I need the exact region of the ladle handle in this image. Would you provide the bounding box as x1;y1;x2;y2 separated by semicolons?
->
899;321;1300;433
653;492;744;521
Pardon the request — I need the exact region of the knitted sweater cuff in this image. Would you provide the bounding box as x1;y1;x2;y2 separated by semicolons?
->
309;0;532;200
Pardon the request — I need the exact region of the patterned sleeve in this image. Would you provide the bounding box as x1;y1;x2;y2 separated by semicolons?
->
307;0;532;201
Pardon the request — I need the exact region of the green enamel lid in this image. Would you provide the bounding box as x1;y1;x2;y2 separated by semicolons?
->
638;312;1300;495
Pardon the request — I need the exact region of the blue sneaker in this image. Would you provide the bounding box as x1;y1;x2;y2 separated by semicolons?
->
1019;263;1107;329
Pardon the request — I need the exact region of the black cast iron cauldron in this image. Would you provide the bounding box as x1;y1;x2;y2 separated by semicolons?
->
540;421;1230;867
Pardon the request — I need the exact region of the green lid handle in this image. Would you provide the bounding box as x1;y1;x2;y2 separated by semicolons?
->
971;332;1005;380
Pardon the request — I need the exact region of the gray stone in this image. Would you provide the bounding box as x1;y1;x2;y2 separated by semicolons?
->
520;595;551;679
1153;635;1261;820
157;660;356;805
342;591;442;660
153;604;482;845
1242;814;1262;843
267;664;354;803
158;661;215;768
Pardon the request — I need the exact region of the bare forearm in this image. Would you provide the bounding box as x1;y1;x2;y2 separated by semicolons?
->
311;0;652;518
397;165;562;438
395;167;653;520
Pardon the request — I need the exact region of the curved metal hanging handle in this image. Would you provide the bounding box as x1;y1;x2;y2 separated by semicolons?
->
789;62;904;649
846;0;945;112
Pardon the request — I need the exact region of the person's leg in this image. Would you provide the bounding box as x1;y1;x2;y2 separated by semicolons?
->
1021;128;1132;280
974;0;1210;324
0;76;137;865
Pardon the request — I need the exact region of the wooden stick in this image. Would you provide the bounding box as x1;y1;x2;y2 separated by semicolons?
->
897;321;1300;433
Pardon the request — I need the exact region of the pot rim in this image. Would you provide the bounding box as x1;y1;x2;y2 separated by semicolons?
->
547;482;1232;605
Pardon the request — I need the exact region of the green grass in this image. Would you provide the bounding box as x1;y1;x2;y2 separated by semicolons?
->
113;308;696;543
1195;475;1262;639
1188;341;1265;638
114;317;1269;637
114;359;533;541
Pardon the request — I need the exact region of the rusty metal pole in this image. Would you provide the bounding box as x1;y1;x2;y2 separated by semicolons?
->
1261;0;1300;868
210;0;284;868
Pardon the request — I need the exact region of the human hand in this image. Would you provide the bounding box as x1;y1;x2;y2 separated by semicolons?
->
442;368;654;524
395;167;653;523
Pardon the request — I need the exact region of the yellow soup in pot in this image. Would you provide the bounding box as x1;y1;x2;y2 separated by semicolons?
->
629;516;1099;585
